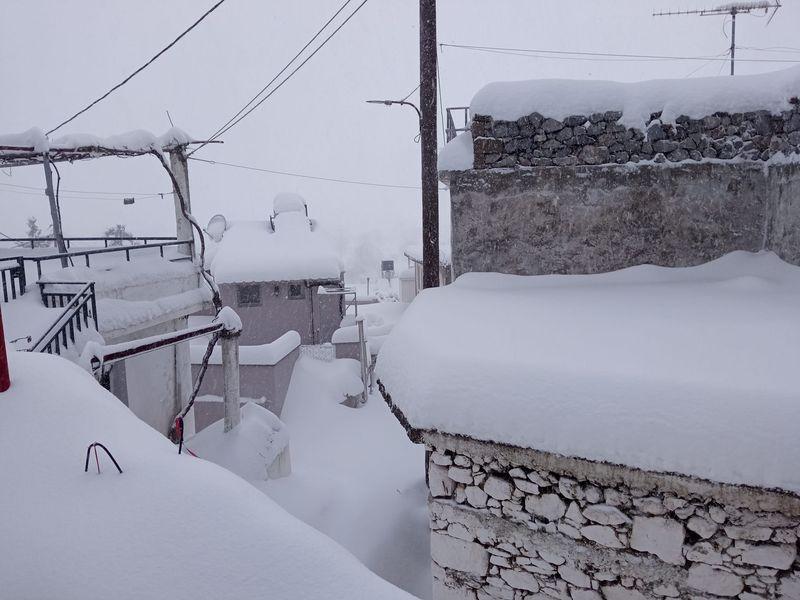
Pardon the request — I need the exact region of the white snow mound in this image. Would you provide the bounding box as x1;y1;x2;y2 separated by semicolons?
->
377;251;800;494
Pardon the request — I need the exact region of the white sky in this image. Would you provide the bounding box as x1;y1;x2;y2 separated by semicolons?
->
1;0;798;277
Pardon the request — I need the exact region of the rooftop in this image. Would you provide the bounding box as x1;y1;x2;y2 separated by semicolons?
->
207;196;343;284
377;251;800;494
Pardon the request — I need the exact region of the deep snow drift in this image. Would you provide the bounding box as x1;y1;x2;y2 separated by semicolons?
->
377;251;800;494
0;351;414;600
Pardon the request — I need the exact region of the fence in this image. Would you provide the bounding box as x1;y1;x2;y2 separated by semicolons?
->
0;236;177;250
29;282;97;354
446;106;471;143
0;257;26;302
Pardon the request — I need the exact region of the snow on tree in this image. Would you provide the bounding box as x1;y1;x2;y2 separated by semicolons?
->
103;224;133;246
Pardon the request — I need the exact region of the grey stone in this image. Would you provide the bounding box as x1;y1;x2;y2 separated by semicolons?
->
558;522;582;539
578;145;610;165
702;115;722;129
646;124;666;142
474;137;505;154
448;466;473;484
500;569;540;592
484;476;514;501
526;494;566;521
633;497;666;515
685;541;723;565
431;451;452;466
581;525;624;548
571;591;602;600
653;139;678;153
429;464;455;497
630;517;685;565
724;525;773;542
542;118;564;133
686;564;743;597
431;532;489;575
740;544;797;569
583;504;631;526
601;585;647;600
564;115;588;127
603;110;623;122
652;584;679;597
589;112;605;124
667;148;690;162
558;565;591;588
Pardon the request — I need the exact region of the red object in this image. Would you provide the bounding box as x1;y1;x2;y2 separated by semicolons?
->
0;306;10;393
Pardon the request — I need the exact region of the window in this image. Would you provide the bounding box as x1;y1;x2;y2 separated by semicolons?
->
236;284;262;307
288;283;305;300
273;285;281;297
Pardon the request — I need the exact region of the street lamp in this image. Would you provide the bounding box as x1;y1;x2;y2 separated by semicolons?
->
365;99;421;122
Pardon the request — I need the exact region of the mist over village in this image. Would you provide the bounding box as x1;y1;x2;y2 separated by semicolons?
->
1;2;800;599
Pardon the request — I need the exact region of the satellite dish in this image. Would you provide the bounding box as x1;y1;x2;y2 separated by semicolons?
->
205;214;227;243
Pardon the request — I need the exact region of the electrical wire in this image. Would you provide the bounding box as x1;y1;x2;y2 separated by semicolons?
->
47;0;228;135
440;42;800;63
191;0;371;154
190;156;449;191
0;181;171;197
201;0;356;146
0;187;166;202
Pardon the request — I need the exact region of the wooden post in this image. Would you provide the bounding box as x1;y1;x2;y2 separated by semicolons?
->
221;329;241;432
0;306;10;392
168;147;195;258
420;0;439;289
42;152;68;266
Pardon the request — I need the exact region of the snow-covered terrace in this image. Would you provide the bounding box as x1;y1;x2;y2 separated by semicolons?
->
377;251;800;494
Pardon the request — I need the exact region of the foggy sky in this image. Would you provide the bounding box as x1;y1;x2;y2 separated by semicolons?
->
1;0;798;276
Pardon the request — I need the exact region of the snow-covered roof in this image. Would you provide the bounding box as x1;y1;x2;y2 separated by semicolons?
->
0;126;194;154
377;251;800;493
208;209;343;284
0;351;413;599
470;65;800;130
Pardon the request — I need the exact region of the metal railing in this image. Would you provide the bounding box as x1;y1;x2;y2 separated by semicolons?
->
29;281;98;354
446;106;471;142
0;236;177;249
25;239;193;279
0;257;26;301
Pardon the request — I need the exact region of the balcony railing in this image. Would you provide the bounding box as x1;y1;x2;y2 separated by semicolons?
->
29;281;98;354
0;236;177;250
0;257;26;301
446;106;471;143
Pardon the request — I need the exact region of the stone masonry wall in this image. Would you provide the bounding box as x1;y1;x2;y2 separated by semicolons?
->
470;101;800;169
424;436;800;600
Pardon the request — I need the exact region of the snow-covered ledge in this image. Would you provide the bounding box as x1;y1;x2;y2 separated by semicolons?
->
376;252;800;600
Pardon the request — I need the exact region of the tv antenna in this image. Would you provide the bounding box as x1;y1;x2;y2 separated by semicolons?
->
653;1;782;76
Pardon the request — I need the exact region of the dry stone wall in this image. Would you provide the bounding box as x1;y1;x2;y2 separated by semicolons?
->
425;442;800;600
469;101;800;169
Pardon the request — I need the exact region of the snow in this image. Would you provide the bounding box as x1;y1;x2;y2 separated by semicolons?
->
470;65;800;130
340;301;409;355
0;351;413;599
438;131;474;171
189;401;290;480
404;245;452;267
98;288;211;333
39;257;198;293
190;330;301;365
377;251;800;494
214;305;242;333
209;215;343;284
274;192;307;215
0;126;194;155
255;356;430;598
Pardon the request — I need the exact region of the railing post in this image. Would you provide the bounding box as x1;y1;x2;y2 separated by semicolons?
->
357;316;368;405
0;306;10;392
221;329;241;432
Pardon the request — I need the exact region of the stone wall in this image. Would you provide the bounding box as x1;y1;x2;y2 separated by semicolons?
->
423;433;800;600
445;102;800;277
469;103;800;169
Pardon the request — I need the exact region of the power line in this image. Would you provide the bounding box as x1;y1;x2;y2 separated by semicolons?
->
47;0;228;135
190;156;448;191
0;187;166;202
192;0;371;154
202;0;356;146
440;42;800;63
0;181;170;197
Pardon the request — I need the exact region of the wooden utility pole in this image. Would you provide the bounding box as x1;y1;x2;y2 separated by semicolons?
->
42;152;68;266
167;147;195;258
420;0;439;288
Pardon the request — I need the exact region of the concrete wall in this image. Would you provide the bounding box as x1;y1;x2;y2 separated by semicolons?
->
448;162;786;277
215;280;343;345
191;346;299;430
422;432;800;600
107;317;191;437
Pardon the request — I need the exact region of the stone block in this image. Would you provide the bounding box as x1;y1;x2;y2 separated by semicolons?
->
429;464;455;497
431;531;489;576
686;564;743;597
525;494;566;521
630;517;685;565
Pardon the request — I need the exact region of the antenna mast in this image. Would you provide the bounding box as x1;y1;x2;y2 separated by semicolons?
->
653;1;781;76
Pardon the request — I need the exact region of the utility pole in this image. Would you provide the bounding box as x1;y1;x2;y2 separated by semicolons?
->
420;0;439;288
167;147;195;258
42;152;68;266
654;2;781;77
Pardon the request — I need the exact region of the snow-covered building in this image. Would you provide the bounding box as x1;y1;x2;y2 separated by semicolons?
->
377;251;800;600
439;66;800;277
204;193;345;346
400;245;453;303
